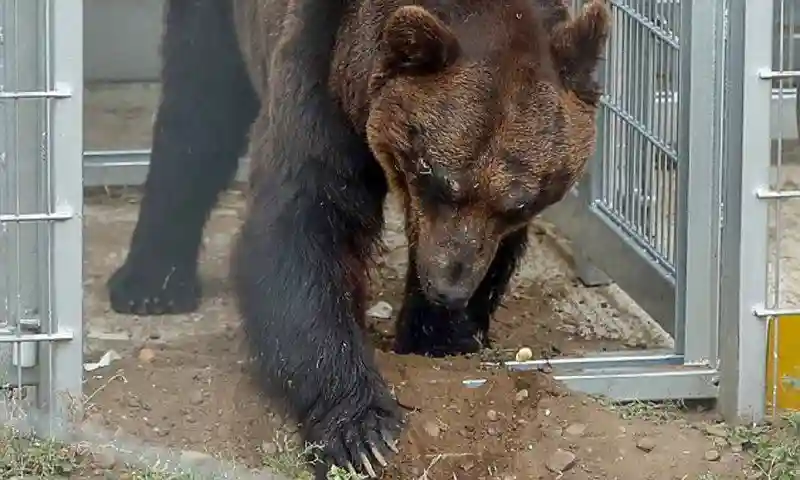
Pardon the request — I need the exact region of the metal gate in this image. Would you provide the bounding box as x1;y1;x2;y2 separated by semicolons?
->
565;0;683;333
538;0;726;401
0;0;84;433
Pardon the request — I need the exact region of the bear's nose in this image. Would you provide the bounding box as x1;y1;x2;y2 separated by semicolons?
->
428;276;472;309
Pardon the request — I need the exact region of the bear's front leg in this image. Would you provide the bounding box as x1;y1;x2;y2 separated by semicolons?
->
107;0;258;315
394;227;529;357
232;105;403;478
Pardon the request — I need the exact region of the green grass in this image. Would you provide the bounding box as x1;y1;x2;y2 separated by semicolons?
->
0;426;367;480
727;412;800;480
0;427;82;477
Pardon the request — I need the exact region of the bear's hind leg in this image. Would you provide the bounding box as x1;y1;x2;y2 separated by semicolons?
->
394;227;529;357
107;0;258;316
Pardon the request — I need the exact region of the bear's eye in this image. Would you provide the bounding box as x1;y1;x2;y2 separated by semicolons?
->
499;200;535;223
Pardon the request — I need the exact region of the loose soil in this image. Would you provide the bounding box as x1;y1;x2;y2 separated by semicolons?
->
75;190;751;479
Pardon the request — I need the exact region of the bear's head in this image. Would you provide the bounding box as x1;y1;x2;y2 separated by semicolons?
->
365;0;610;308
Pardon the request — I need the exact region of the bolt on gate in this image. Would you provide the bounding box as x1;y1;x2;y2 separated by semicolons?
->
0;0;84;434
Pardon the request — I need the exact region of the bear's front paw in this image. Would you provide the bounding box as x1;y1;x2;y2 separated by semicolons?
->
107;260;201;315
307;388;405;479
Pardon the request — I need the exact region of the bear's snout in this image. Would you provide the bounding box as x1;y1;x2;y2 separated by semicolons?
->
426;260;477;308
416;230;497;310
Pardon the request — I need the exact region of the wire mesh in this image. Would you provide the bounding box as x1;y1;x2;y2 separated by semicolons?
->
0;0;72;409
594;0;681;274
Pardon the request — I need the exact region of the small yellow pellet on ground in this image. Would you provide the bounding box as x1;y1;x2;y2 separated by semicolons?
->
515;347;533;362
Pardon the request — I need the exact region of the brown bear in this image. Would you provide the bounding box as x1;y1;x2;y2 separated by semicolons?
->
107;0;609;477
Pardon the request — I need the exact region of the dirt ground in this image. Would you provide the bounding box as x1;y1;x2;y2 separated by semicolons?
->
13;81;783;478
77;190;741;480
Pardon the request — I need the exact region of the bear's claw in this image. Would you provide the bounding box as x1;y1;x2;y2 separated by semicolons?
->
309;392;404;479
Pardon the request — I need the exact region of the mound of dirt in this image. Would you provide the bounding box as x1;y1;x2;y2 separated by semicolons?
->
83;331;558;479
376;352;554;478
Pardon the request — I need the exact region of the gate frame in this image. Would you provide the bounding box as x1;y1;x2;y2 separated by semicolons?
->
717;0;800;424
532;0;724;402
0;0;84;434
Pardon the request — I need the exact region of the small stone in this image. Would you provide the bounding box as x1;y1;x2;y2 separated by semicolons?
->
546;449;577;473
514;389;529;403
423;421;440;438
188;390;204;406
704;449;721;462
366;301;393;319
261;442;278;455
180;450;214;466
138;348;156;363
486;410;499;422
92;448;117;469
515;347;533;362
704;424;728;438
543;427;563;439
636;436;656;452
564;423;587;438
712;437;729;449
731;444;743;453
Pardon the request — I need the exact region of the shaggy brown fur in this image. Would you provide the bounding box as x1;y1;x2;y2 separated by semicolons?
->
115;1;609;478
235;0;609;306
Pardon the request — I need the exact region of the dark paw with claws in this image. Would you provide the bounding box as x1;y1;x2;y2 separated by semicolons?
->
107;261;201;315
308;390;405;479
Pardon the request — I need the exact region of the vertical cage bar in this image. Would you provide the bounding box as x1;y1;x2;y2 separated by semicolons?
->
718;0;771;424
675;0;724;367
36;0;83;430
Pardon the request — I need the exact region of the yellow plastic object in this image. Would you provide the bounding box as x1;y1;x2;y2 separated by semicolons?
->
766;315;800;413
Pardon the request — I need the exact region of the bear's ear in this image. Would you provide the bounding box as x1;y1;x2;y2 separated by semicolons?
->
550;0;611;103
379;6;461;77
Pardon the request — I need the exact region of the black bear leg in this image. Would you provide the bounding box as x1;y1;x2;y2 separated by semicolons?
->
233;108;401;479
107;0;258;315
394;227;529;357
232;0;404;472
